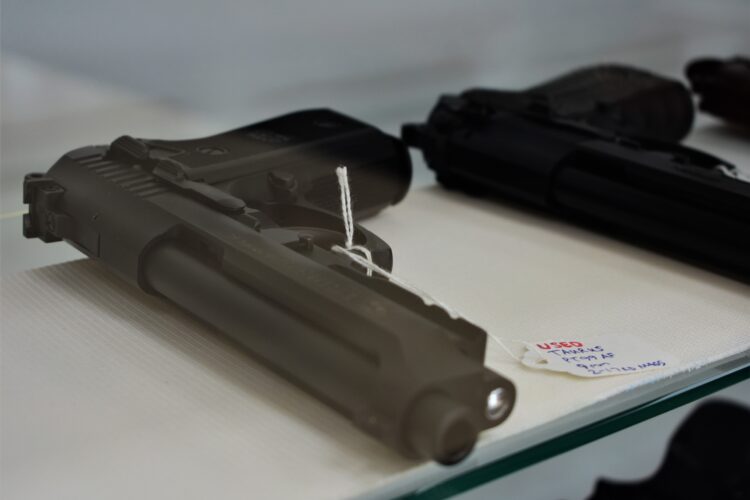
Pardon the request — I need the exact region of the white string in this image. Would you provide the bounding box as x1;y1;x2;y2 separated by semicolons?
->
332;165;524;362
335;166;373;276
332;166;462;320
336;167;355;247
487;336;523;361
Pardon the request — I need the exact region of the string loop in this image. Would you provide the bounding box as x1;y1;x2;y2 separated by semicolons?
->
331;166;461;320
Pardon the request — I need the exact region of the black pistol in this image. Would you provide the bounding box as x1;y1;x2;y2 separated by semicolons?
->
23;109;515;464
403;65;750;281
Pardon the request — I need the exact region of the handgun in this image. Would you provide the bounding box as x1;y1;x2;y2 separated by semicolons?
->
403;65;750;281
23;109;515;464
687;56;750;127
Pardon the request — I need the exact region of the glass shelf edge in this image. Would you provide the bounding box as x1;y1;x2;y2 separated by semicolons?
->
398;358;750;500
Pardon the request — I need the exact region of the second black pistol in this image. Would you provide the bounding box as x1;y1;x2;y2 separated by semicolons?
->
403;65;750;281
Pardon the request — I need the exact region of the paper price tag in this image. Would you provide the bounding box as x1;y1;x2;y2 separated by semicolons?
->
521;335;677;378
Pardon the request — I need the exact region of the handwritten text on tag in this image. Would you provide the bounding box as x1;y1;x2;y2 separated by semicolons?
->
521;335;677;378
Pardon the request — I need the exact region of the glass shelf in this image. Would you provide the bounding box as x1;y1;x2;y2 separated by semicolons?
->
400;355;750;499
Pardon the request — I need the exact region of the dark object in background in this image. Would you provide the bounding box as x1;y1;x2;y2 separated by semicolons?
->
588;400;750;500
687;56;750;127
23;109;515;464
464;64;695;142
403;65;750;281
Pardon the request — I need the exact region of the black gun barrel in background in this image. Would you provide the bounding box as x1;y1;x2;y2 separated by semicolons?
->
686;56;750;127
23;109;515;464
464;64;695;143
403;65;750;281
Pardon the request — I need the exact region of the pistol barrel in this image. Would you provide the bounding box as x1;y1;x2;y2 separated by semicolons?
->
144;240;512;464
